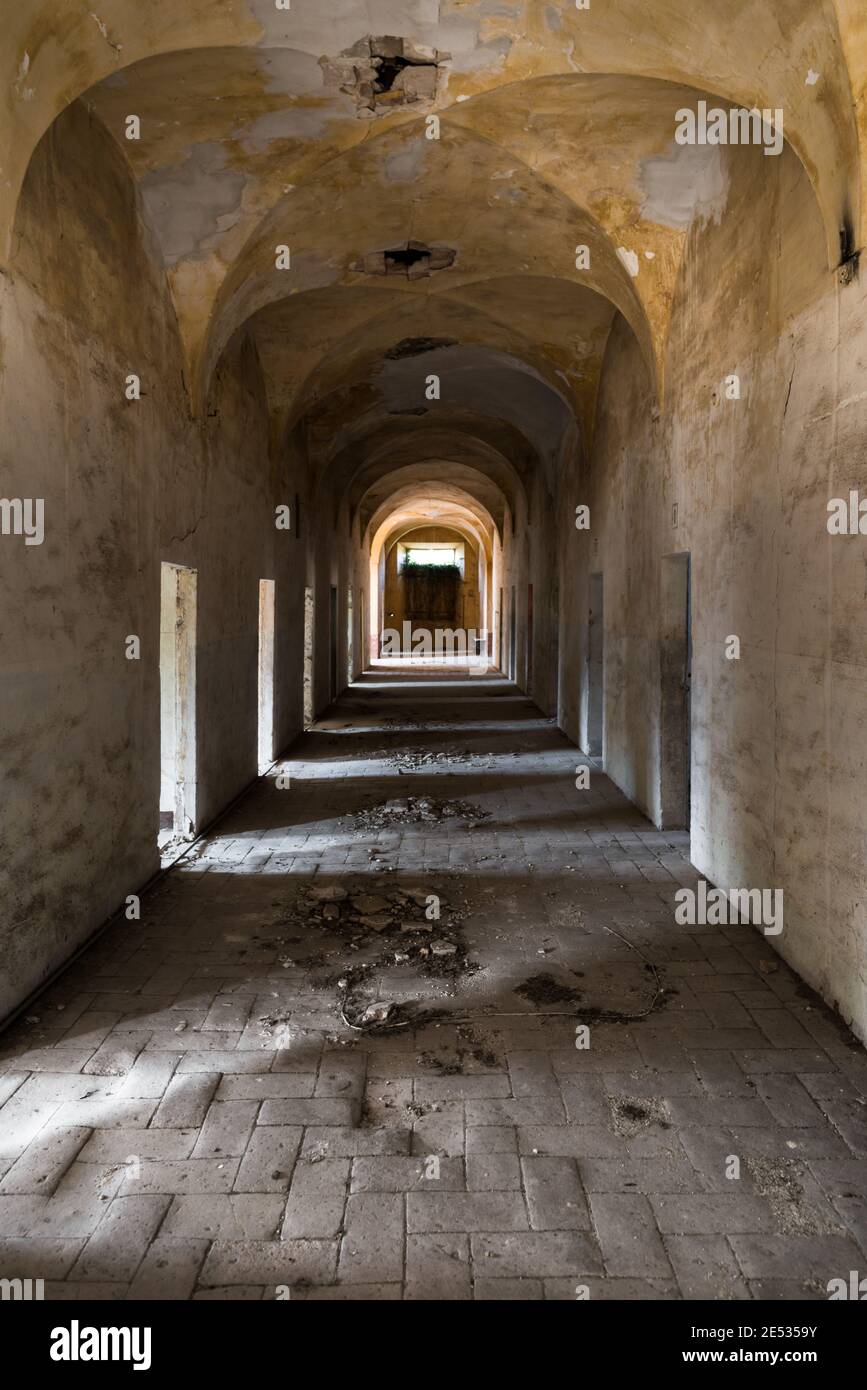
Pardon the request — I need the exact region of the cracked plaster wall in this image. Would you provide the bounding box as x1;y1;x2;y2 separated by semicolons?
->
562;142;867;1041
0;103;298;1021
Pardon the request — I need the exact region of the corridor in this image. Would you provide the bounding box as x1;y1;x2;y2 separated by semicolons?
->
3;0;867;1317
1;672;864;1301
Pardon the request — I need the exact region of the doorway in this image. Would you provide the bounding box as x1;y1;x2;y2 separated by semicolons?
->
659;552;692;829
159;562;197;844
346;586;354;683
257;579;275;774
525;582;534;690
329;584;338;701
586;572;604;757
509;585;517;681
303;585;314;727
497;586;503;672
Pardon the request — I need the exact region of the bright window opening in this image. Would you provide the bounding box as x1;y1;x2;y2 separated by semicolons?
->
400;542;465;575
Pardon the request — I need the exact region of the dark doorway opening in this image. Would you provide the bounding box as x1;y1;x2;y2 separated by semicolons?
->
303;586;314;726
660;552;692;829
498;586;503;672
329;584;339;701
586;572;604;757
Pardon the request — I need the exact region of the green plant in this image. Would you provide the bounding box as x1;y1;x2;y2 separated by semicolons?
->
399;560;462;581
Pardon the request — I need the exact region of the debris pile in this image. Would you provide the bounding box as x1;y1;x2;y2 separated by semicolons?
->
349;795;490;832
390;746;496;773
335;963;455;1036
265;881;479;1036
297;882;472;975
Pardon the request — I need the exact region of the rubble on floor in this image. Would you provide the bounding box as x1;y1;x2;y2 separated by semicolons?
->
390;745;496;772
348;795;490;830
5;675;866;1303
263;880;479;1038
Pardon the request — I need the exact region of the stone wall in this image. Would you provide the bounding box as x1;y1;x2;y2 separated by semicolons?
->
561;141;867;1040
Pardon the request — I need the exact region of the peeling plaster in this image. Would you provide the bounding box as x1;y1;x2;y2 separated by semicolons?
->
447;33;512;73
615;248;637;278
257;47;329;95
247;0;442;54
239;102;350;150
140;143;249;265
384;140;430;183
89;12;122;55
15;52;36;102
639;140;729;229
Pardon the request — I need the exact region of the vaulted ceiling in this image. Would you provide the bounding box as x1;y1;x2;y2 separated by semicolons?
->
5;0;865;527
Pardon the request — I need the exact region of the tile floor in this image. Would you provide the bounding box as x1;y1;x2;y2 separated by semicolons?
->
0;671;865;1300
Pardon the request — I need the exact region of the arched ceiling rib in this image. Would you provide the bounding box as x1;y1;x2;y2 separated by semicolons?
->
308;343;573;472
251;277;615;454
371;501;496;574
361;469;509;543
196;115;655;411
377;505;494;559
320;415;540;529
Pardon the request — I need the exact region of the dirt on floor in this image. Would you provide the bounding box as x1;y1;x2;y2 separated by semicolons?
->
263;880;480;1038
347;795;490;831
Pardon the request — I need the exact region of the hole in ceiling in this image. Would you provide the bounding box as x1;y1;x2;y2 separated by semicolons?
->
340;37;444;113
386;245;431;271
374;56;414;94
353;241;457;279
385;337;458;360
